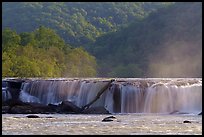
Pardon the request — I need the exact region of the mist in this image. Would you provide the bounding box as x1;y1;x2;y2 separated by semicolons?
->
148;41;202;78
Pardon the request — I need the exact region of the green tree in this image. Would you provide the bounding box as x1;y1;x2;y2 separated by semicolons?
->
2;28;21;52
33;26;65;50
64;47;97;77
108;64;144;78
2;27;98;78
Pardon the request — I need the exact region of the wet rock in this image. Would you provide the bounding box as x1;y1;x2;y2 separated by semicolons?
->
9;105;33;114
3;99;57;114
45;116;54;118
82;106;110;114
183;120;191;123
112;84;121;113
3;99;32;114
26;115;40;118
58;101;82;113
2;106;10;114
169;110;179;114
47;104;59;112
169;110;189;115
102;116;117;122
4;79;25;100
111;79;116;82
3;99;31;107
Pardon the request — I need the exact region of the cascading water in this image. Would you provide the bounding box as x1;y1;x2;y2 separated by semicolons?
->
18;78;202;114
19;79;112;107
144;81;202;114
2;80;12;102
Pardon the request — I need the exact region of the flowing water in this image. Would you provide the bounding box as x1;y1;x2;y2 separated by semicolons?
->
16;78;202;114
2;78;202;135
2;113;202;135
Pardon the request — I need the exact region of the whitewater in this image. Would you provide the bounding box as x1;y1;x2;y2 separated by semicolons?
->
2;78;202;135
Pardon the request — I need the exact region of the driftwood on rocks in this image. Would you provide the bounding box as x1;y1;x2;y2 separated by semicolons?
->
81;79;115;111
2;79;116;114
2;99;111;114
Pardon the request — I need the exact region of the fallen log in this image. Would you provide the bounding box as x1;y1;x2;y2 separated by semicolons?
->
81;79;116;111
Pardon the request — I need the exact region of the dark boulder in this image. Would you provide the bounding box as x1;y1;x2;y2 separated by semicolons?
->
82;106;110;114
3;99;57;114
58;101;82;113
169;110;189;114
9;105;33;114
3;99;30;107
5;79;25;100
183;120;191;123
26;115;40;118
2;106;10;114
47;103;60;112
102;116;117;122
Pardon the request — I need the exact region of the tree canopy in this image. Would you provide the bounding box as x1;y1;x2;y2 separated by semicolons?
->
90;2;202;77
2;27;97;78
2;2;172;47
2;2;201;78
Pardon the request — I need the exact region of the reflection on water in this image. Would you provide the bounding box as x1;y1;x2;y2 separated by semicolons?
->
2;114;202;135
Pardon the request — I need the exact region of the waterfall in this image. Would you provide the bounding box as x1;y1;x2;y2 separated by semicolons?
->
18;78;202;114
19;79;110;107
2;80;12;102
2;89;12;102
144;82;202;114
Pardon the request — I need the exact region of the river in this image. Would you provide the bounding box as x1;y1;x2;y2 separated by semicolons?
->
2;78;202;135
2;113;202;135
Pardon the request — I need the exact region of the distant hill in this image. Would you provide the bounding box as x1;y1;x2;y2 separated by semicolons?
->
2;2;201;78
2;2;172;47
90;2;202;77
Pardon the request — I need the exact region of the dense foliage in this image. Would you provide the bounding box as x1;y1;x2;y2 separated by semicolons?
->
2;2;202;78
90;2;202;77
2;2;172;47
2;26;97;78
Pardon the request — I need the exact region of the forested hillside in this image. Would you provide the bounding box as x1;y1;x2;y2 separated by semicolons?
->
90;2;202;77
2;2;201;78
2;2;172;47
2;26;97;77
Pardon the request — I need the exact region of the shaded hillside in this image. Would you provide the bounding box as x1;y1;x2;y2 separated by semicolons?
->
2;2;172;47
91;2;202;78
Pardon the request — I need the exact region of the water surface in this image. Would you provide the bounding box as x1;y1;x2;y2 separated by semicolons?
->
2;113;202;135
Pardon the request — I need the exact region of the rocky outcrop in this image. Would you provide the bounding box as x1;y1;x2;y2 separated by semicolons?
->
2;79;27;101
58;101;82;114
2;78;114;114
2;99;57;114
2;99;111;114
82;106;110;114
